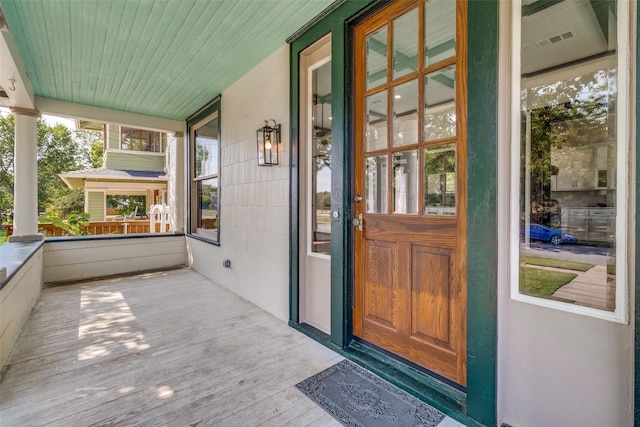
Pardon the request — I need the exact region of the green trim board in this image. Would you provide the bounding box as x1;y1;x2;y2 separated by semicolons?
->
635;6;640;425
289;321;485;427
288;0;379;330
466;1;499;425
288;1;499;425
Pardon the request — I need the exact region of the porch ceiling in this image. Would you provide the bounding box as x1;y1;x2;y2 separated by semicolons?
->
0;0;335;121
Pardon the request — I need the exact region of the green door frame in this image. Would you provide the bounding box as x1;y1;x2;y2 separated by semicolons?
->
288;1;498;425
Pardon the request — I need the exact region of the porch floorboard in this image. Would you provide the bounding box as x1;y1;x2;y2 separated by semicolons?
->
0;268;343;426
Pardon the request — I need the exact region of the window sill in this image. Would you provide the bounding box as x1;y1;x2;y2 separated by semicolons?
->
187;233;220;247
510;292;627;324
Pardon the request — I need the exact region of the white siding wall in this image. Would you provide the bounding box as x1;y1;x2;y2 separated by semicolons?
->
188;45;290;321
0;247;43;368
44;236;187;283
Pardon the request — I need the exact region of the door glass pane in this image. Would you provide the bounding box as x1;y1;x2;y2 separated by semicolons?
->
393;79;419;147
425;0;456;67
365;155;388;213
366;90;388;151
367;26;388;90
424;143;456;215
393;7;418;80
518;0;618;311
311;61;332;255
392;150;418;214
424;66;456;141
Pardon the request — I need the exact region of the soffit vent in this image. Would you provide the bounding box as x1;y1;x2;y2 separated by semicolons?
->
536;30;575;48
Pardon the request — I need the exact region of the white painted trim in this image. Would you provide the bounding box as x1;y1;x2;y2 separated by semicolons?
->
34;96;183;133
84;181;167;191
508;0;633;324
304;36;332;258
106;149;166;157
496;0;513;424
60;174;167;182
0;31;34;109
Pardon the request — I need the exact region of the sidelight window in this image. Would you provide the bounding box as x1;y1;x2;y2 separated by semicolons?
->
512;0;631;321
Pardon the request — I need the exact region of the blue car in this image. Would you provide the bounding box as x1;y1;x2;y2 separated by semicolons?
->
522;223;577;245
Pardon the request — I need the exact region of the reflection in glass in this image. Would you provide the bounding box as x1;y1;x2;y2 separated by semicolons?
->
393;7;418;80
424;144;456;215
365;155;388;213
366;90;388;151
393;79;419;147
311;61;332;255
366;27;387;90
425;0;456;67
194;117;219;178
519;0;618;311
197;177;218;233
424;66;456;141
392;150;418;214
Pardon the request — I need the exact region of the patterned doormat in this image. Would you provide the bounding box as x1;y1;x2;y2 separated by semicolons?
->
296;360;446;427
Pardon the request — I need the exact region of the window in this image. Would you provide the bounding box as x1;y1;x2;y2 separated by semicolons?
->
120;127;166;153
310;59;332;255
512;0;631;321
188;98;221;243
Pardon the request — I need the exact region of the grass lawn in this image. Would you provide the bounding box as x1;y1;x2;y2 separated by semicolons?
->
520;267;577;297
522;255;594;272
0;229;6;246
607;264;616;275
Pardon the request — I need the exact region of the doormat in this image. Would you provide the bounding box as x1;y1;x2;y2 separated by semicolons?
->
296;360;446;427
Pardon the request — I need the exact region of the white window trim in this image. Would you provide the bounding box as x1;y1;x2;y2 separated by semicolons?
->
507;0;634;324
302;35;332;260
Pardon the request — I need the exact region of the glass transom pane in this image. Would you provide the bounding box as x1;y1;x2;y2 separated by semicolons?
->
365;155;388;213
424;143;456;215
366;90;388;152
424;66;456;141
392;150;418;214
393;79;419;147
425;0;456;67
393;7;418;80
366;27;388;90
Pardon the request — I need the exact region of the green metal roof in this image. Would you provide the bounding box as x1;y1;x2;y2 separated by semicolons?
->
0;0;335;120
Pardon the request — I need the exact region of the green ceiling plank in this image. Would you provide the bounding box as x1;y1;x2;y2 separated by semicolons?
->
103;1;144;110
131;3;198;111
93;1;119;106
111;1;152;111
117;1;160;111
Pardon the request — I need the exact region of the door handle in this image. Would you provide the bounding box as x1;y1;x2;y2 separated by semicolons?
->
352;213;363;231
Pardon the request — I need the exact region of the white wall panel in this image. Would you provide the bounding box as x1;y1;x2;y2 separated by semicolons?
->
0;248;43;368
44;236;187;283
188;45;291;321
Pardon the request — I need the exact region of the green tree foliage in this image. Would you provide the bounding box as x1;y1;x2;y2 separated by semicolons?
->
74;129;104;168
39;212;90;236
0;114;91;219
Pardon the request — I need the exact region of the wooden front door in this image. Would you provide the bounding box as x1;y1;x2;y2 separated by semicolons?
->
353;0;467;385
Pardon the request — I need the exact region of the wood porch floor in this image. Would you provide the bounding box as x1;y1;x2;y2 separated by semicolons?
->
0;269;344;426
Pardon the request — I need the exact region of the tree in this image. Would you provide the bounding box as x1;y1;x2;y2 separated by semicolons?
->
74;129;104;168
0;114;87;218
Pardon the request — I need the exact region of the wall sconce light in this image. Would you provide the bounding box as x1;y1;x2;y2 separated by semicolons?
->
257;119;280;166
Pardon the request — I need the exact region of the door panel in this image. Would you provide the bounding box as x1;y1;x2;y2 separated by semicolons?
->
353;0;467;385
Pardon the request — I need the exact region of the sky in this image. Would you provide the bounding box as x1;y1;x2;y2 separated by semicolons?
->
0;107;76;130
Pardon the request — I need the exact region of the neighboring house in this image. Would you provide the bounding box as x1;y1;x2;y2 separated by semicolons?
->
58;122;168;221
1;1;638;426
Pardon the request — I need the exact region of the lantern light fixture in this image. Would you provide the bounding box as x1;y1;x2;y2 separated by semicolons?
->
257;119;280;166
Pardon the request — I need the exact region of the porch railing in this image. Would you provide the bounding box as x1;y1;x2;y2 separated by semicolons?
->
3;220;170;237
